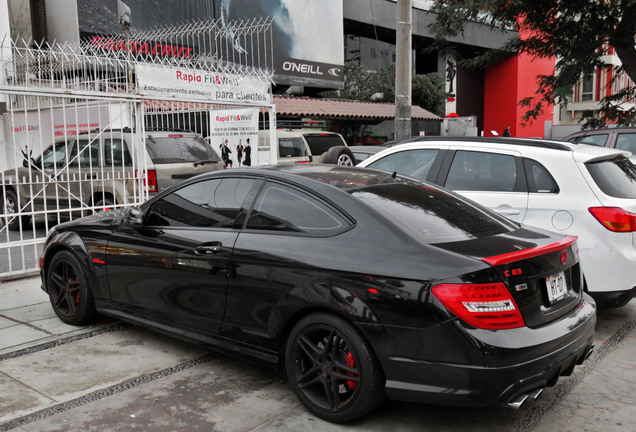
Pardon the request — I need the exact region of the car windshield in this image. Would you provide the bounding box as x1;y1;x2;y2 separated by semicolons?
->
585;156;636;198
304;134;344;155
350;182;516;243
145;135;220;164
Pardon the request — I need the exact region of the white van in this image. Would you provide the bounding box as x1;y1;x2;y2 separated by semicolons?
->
257;129;355;165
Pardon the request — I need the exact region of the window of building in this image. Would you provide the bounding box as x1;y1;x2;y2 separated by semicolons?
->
581;74;594;101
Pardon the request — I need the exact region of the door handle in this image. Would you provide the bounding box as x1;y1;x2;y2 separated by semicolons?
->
194;243;222;255
496;208;520;215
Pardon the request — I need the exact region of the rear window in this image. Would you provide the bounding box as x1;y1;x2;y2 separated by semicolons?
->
303;134;345;155
145;135;220;164
351;182;516;243
577;134;609;146
279;137;307;158
586;157;636;198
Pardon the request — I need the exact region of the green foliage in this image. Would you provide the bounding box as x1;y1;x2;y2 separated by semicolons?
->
322;62;446;116
430;0;636;128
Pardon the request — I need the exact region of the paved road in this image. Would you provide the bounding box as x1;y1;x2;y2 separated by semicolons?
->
1;277;635;432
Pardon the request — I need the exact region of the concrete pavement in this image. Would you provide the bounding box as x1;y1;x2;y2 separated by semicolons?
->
1;276;635;432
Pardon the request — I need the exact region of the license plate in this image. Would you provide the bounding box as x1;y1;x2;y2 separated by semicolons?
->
545;272;568;303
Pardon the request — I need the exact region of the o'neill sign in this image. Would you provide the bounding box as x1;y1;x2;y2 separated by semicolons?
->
136;64;271;105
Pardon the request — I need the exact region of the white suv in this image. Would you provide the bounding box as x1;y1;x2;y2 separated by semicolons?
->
358;137;636;307
1;128;223;230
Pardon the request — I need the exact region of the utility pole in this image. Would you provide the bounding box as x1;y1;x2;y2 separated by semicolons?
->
394;0;412;143
118;0;133;91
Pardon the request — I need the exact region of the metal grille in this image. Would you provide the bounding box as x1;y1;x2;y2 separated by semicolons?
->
0;17;274;280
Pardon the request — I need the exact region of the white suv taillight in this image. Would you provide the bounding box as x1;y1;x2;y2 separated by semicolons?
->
588;207;636;232
432;283;525;329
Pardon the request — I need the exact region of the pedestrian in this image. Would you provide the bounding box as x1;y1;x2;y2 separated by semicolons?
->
237;139;244;166
503;125;511;137
243;138;252;166
221;139;233;168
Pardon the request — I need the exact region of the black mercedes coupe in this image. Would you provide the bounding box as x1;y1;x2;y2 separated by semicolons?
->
40;164;596;423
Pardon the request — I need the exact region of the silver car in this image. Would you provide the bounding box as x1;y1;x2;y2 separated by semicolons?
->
1;128;223;230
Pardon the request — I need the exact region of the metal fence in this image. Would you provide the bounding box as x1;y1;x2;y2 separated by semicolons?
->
0;17;273;280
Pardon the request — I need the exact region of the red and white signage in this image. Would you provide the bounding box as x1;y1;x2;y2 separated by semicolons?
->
136;64;271;105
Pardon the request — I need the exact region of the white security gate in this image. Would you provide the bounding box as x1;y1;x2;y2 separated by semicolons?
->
0;17;274;280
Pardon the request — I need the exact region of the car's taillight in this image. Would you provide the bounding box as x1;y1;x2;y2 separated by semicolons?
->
431;283;525;330
294;160;312;164
141;169;158;193
589;207;636;232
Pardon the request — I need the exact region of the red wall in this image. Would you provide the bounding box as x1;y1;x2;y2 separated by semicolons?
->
484;52;555;138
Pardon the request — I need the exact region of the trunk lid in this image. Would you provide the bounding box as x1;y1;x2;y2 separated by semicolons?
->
434;229;583;328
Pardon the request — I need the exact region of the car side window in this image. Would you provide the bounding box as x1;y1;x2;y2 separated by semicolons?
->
69;139;99;168
615;134;636;154
523;158;559;193
104;138;132;166
366;149;439;182
246;182;347;235
578;134;608;146
445;151;516;192
145;178;257;228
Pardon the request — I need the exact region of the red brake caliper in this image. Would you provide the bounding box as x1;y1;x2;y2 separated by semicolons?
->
75;277;80;303
346;351;357;389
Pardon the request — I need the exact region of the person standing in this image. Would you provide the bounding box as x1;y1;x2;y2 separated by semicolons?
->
236;139;244;166
503;125;511;137
243;138;252;166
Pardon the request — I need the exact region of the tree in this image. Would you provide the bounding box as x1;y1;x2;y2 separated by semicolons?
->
430;0;636;128
326;62;446;117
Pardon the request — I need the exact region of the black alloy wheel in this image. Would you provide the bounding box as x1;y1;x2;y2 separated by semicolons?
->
285;313;385;423
47;251;98;325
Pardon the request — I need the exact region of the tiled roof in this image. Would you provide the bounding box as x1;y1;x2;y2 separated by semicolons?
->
273;96;442;121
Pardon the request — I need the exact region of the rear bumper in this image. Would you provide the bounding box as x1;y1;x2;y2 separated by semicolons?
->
360;295;596;407
589;286;636;308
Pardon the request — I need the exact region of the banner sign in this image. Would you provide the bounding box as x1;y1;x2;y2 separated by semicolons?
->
209;108;259;168
136;64;271;105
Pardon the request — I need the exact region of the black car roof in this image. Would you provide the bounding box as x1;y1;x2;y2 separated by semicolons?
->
212;164;396;191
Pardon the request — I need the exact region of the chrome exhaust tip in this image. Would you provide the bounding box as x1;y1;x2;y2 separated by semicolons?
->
506;394;530;410
506;387;544;409
530;387;544;401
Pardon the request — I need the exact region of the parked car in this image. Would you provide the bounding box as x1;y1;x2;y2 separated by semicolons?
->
564;127;636;160
257;129;355;165
40;164;595;422
1;128;223;230
349;145;385;165
358;136;636;307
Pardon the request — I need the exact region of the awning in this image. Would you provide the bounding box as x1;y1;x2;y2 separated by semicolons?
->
273;96;442;121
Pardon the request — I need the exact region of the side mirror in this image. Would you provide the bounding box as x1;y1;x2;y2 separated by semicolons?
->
124;207;144;226
23;158;39;168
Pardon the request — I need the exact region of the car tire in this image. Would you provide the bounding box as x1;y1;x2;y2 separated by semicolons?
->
3;189;30;231
47;250;98;325
285;312;385;423
323;146;356;166
93;196;115;213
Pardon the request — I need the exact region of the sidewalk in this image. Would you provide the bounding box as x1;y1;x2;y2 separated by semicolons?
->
1;276;636;432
